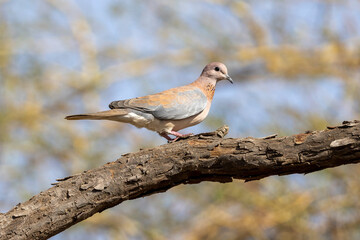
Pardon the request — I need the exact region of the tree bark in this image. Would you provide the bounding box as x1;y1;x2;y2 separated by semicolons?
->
1;121;360;240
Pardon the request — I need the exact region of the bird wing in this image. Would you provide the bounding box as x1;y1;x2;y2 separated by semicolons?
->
109;85;207;120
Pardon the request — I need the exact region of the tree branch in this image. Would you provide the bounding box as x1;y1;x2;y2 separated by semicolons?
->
1;121;360;240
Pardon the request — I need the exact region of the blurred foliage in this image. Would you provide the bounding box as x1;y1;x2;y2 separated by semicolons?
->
1;0;360;239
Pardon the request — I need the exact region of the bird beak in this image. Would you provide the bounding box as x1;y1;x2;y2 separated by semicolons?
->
225;74;233;84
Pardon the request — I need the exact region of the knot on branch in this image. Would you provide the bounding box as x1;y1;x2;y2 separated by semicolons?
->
198;125;229;139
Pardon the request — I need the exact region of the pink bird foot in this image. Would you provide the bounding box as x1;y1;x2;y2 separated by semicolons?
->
159;131;193;143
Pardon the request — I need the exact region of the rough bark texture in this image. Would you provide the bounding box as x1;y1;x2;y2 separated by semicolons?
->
1;121;360;240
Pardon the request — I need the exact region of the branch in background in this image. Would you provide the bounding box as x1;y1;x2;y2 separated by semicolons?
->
1;121;360;240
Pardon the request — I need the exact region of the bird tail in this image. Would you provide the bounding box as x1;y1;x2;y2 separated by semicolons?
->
65;109;128;121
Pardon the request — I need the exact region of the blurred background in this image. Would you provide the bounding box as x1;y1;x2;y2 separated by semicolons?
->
1;0;360;239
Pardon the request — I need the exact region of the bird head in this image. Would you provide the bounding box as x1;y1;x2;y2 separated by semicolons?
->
201;62;233;84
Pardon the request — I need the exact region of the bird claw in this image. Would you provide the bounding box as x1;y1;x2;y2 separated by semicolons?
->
167;133;194;143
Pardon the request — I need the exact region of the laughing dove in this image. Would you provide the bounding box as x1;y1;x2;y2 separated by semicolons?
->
65;62;233;142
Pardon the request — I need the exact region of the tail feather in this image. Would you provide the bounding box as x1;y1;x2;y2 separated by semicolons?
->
65;109;128;120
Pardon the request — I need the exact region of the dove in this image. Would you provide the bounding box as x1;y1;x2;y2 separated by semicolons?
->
65;62;233;142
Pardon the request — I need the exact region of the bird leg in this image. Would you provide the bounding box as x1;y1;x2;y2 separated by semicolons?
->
169;131;193;142
159;132;173;141
159;131;193;142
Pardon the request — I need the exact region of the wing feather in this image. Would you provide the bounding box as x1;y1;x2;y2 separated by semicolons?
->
109;86;207;120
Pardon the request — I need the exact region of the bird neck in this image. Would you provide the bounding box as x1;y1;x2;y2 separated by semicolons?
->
192;77;217;100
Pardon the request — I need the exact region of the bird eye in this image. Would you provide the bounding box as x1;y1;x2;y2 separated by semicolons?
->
214;67;220;71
